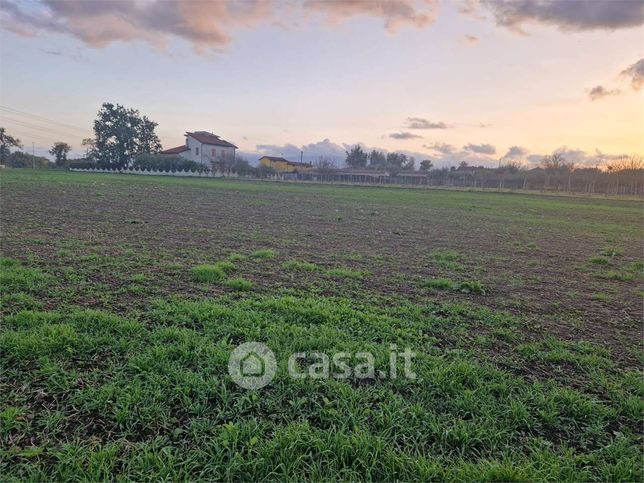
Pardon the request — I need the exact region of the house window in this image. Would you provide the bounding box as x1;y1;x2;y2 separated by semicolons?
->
195;147;199;156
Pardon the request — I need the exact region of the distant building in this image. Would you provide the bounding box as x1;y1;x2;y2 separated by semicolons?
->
160;131;237;169
259;156;312;173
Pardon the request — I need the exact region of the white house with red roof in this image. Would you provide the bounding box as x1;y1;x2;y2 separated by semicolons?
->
160;131;237;168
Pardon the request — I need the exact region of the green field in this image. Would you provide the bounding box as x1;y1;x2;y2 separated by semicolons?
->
1;170;642;480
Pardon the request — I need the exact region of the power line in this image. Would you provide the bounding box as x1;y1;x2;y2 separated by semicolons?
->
0;116;89;139
0;105;89;133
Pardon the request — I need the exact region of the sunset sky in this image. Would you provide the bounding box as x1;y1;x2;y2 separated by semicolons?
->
1;0;642;167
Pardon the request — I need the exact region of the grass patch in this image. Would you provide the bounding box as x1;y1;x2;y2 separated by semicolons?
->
589;256;610;265
600;247;623;257
251;249;277;259
191;264;226;283
326;267;364;279
224;277;253;291
423;278;454;290
0;259;50;294
283;260;321;272
430;249;464;270
214;260;237;273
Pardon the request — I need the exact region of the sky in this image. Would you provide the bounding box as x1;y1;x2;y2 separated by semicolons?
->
0;0;643;167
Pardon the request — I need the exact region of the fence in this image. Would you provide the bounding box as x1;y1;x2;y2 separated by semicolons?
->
69;167;239;178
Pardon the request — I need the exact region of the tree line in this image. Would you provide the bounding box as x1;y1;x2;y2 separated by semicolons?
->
1;105;642;195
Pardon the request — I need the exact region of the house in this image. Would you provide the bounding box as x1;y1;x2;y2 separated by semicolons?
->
259;156;313;173
160;131;237;169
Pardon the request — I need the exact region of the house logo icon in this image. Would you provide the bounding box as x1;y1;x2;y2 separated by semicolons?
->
228;342;276;389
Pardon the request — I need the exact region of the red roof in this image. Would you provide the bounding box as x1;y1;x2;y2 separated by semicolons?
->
187;131;237;148
160;145;189;154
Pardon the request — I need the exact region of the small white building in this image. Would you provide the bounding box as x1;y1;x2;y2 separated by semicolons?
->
161;131;237;169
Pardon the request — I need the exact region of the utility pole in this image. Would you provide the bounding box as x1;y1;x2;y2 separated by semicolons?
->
32;142;35;169
300;150;303;164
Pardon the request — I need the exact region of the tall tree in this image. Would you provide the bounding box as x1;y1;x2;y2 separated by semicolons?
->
368;150;386;169
419;159;433;171
345;145;368;168
0;127;22;164
137;116;162;155
92;103;162;168
49;142;71;166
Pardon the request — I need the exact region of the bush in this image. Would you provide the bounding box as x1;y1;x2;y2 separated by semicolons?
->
132;154;207;173
5;151;51;169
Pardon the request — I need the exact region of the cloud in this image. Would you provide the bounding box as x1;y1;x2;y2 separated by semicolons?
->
253;138;347;163
588;85;621;101
405;117;450;129
423;142;457;155
389;131;423;140
0;0;442;53
0;0;273;53
501;145;528;161
477;0;644;33
464;143;496;155
423;141;498;167
526;147;629;168
304;0;440;31
620;58;644;90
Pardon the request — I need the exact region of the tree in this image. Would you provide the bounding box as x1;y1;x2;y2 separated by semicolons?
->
49;142;71;166
81;138;95;158
0;127;22;164
5;150;50;169
385;152;407;176
314;156;337;173
345;145;368;168
92;103;162;169
420;159;433;171
137;116;162;155
403;156;415;171
368;150;386;169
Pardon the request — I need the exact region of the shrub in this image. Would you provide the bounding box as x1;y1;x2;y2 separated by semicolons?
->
132;154;207;173
191;265;226;283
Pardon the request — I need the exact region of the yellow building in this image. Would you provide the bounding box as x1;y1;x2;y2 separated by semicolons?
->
258;156;313;173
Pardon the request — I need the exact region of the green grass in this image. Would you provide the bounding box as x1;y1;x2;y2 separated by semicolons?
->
0;169;642;481
224;277;253;291
423;278;454;290
251;249;277;259
283;260;321;272
191;264;226;282
0;295;641;481
430;249;464;270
